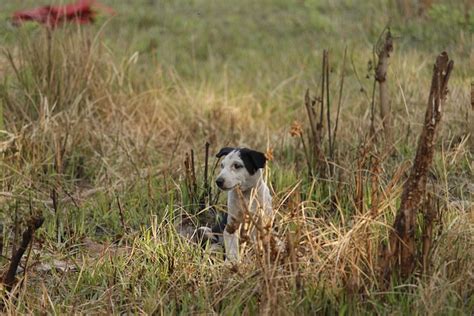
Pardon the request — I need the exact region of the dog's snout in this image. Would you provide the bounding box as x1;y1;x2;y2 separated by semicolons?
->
215;178;225;188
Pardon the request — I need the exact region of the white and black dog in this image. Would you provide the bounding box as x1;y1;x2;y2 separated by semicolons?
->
212;147;273;262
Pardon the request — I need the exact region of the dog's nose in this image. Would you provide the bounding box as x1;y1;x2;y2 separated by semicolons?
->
215;178;225;188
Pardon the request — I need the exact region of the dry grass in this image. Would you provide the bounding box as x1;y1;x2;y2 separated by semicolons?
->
0;2;473;314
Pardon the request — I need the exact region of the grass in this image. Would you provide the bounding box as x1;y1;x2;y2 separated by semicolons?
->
0;0;473;314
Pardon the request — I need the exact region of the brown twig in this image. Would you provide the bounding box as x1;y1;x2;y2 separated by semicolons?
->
116;196;127;233
184;152;191;194
204;141;211;203
184;151;195;205
332;47;347;162
2;216;44;292
190;149;197;198
51;187;60;242
319;51;326;128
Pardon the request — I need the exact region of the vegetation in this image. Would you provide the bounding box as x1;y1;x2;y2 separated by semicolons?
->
0;0;472;314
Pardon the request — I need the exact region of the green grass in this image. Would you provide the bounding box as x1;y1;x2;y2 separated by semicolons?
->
0;0;473;314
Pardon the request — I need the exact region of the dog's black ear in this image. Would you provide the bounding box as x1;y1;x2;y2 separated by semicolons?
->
240;148;267;174
248;150;267;169
216;147;235;158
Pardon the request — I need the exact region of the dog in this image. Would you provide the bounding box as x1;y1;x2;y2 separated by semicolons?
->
212;147;273;263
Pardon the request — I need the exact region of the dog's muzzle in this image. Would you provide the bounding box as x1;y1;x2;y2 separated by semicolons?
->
215;177;225;189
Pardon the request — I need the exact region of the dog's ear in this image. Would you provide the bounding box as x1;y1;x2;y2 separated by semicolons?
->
216;147;235;158
248;150;267;169
240;148;266;174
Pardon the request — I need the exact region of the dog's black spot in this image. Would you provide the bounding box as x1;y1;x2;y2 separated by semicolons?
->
196;227;218;247
216;147;235;158
211;213;227;234
239;148;267;175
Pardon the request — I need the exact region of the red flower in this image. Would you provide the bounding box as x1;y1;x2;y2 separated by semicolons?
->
12;0;115;27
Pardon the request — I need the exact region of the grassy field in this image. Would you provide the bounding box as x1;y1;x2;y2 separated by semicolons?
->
0;0;473;314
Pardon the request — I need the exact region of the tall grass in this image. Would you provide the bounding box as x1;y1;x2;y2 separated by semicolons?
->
0;0;472;314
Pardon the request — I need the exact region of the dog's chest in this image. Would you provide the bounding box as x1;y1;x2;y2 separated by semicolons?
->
227;190;260;218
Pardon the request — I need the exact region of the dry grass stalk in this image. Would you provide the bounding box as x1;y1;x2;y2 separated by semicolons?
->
471;82;473;110
0;222;3;257
300;49;344;178
354;141;370;215
375;29;394;145
369;153;382;218
290;120;312;175
380;52;453;281
331;47;347;162
319;51;326;131
203;141;211;204
116;196;128;233
354;155;365;215
50;188;60;242
300;49;341;178
303;90;325;177
324;50;333;164
184;150;198;206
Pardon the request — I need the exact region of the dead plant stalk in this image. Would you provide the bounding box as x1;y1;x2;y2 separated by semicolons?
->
1;216;44;293
380;52;453;281
375;29;393;145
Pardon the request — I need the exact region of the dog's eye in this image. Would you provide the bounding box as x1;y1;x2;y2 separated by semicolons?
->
220;163;224;169
234;163;243;169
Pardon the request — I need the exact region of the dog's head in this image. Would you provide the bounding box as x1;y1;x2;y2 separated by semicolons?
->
215;147;266;191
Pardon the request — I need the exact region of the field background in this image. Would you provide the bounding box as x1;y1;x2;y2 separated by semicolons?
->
0;0;473;314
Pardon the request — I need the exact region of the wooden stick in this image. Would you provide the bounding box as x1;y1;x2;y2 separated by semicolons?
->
2;216;44;292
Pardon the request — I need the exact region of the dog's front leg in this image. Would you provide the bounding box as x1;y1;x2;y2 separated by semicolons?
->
224;217;240;263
